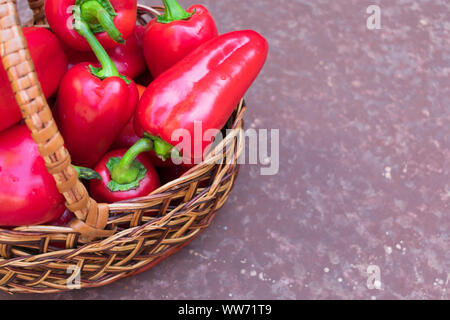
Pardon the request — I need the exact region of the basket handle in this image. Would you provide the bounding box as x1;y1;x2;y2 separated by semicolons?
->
0;0;112;242
27;0;46;25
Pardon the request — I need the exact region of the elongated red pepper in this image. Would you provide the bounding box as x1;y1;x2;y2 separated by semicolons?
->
64;25;146;79
112;85;172;167
55;19;138;168
90;141;160;203
0;27;68;132
45;0;137;51
143;1;218;78
0;125;66;226
135;30;268;165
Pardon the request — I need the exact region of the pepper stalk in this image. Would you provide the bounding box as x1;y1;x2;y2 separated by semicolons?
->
74;18;129;82
110;138;153;184
157;0;194;24
75;0;124;44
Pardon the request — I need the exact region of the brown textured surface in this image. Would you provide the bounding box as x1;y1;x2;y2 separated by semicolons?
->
2;0;449;299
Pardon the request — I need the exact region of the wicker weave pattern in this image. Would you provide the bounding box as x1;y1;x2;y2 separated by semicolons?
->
27;0;46;24
0;0;245;293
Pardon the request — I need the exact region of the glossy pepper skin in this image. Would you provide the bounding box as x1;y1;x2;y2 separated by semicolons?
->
64;25;146;79
90;148;160;203
143;2;218;78
0;125;66;226
110;84;145;150
45;0;137;51
135;30;269;165
55;62;138;167
112;85;172;167
0;27;68;132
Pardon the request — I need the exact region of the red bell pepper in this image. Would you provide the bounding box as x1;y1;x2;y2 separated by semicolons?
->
0;27;68;132
64;25;146;79
143;1;218;78
45;0;137;51
0;125;66;226
135;30;269;165
55;19;139;168
112;85;172;168
90;141;160;203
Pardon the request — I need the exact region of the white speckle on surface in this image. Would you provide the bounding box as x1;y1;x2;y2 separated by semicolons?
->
258;272;266;281
371;296;377;300
419;18;428;26
250;118;263;128
384;246;393;254
190;250;208;260
223;226;228;230
422;109;430;117
240;269;246;275
352;80;361;88
324;267;330;273
338;277;343;283
250;270;257;277
383;167;392;180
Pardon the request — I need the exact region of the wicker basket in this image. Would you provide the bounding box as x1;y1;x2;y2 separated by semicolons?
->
0;0;245;294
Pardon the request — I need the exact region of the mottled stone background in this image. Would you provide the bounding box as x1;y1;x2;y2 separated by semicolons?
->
2;0;449;300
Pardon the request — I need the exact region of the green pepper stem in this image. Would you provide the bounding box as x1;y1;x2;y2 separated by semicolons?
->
80;0;124;43
74;18;120;79
144;133;176;161
110;138;154;185
158;0;193;24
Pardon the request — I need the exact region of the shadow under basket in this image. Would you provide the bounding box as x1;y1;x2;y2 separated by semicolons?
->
0;1;246;294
